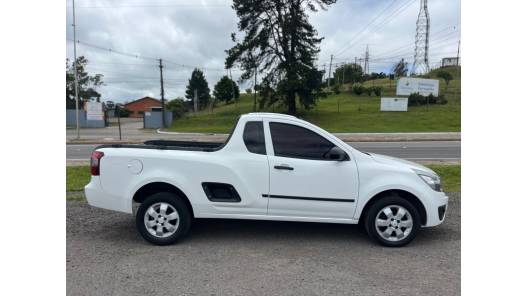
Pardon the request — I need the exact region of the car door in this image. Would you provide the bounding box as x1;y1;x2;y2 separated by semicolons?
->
265;119;358;219
205;119;270;216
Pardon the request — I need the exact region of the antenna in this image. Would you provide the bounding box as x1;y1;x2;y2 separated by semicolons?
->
412;0;430;74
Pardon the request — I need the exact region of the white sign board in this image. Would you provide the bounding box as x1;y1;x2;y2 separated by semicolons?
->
381;97;408;112
86;102;104;121
396;77;439;96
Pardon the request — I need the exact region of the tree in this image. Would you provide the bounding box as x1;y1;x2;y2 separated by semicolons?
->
66;56;104;109
392;58;408;77
166;97;191;118
369;72;386;80
185;69;211;110
245;88;252;94
226;0;335;114
333;63;363;84
436;70;453;93
213;76;240;104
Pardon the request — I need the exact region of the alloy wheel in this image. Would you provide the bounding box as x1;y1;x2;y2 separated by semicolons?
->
143;202;180;238
374;205;413;242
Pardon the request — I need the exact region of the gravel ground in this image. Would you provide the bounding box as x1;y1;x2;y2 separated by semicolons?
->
67;193;460;296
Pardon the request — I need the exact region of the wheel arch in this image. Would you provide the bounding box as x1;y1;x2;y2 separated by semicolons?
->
132;182;195;219
358;189;427;226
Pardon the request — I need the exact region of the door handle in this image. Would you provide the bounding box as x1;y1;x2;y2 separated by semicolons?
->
274;164;294;171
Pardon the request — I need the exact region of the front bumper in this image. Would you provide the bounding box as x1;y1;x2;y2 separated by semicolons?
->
423;191;449;227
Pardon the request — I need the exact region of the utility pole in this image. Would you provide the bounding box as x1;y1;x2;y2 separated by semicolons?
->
327;54;333;88
229;69;237;111
364;45;370;75
158;59;166;128
116;105;122;140
253;66;257;112
194;89;198;113
72;0;80;139
456;39;460;66
341;62;346;84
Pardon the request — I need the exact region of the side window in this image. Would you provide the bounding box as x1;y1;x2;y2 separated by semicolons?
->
269;122;335;160
243;121;266;155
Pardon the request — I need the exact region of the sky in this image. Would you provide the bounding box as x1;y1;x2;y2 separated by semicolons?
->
66;0;461;103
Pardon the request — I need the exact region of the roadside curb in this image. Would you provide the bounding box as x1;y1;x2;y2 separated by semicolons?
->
67;131;460;144
155;129;227;136
156;129;461;142
66;159;459;166
67;140;143;145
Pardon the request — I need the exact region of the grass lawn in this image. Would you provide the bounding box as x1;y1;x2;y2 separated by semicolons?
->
67;166;90;192
426;164;461;192
168;67;460;133
66;163;460;201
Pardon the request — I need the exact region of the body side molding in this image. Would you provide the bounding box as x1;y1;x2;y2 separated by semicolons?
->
262;194;355;203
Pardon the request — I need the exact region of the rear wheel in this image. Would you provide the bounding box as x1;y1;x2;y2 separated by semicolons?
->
364;195;420;247
136;192;191;245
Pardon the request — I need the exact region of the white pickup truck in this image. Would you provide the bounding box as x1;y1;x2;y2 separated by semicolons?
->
85;112;448;247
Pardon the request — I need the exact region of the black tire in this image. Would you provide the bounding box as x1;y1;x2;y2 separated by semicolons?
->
136;192;192;245
364;194;421;247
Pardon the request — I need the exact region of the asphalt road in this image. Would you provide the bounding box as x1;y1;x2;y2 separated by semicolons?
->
67;141;460;162
67;193;460;296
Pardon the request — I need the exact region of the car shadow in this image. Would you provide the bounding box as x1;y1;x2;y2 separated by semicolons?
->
91;211;453;247
191;218;365;240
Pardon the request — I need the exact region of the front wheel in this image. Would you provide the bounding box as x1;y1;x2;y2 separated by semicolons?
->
136;192;191;245
364;195;420;247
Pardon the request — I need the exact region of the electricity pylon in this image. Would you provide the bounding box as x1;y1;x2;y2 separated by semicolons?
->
412;0;430;75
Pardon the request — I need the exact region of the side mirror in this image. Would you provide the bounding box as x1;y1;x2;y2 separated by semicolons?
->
325;147;349;161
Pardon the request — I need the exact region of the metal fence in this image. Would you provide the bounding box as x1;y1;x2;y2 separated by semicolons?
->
66;109;105;128
144;111;173;129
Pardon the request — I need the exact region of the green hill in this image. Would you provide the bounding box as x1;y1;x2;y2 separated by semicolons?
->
168;66;461;133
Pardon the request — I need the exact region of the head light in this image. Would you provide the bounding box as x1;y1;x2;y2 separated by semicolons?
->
418;174;442;192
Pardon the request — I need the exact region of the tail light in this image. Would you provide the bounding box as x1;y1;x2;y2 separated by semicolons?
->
90;151;104;176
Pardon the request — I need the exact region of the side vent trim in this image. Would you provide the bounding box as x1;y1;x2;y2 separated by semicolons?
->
202;182;242;203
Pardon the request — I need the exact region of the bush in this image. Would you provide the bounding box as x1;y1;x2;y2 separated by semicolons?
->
408;93;424;106
332;83;341;94
437;94;448;105
373;86;383;96
427;94;437;104
366;86;374;96
408;93;446;106
366;86;383;96
166;98;190;119
116;107;130;117
352;84;365;96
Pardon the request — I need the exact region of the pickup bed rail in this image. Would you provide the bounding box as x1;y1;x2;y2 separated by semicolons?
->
96;140;225;152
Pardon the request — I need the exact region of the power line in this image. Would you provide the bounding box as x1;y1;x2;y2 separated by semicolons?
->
341;0;417;58
82;61;158;66
67;38;239;71
365;0;418;37
332;0;402;58
372;24;460;58
67;38;158;60
66;2;231;9
372;37;460;61
334;0;419;58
